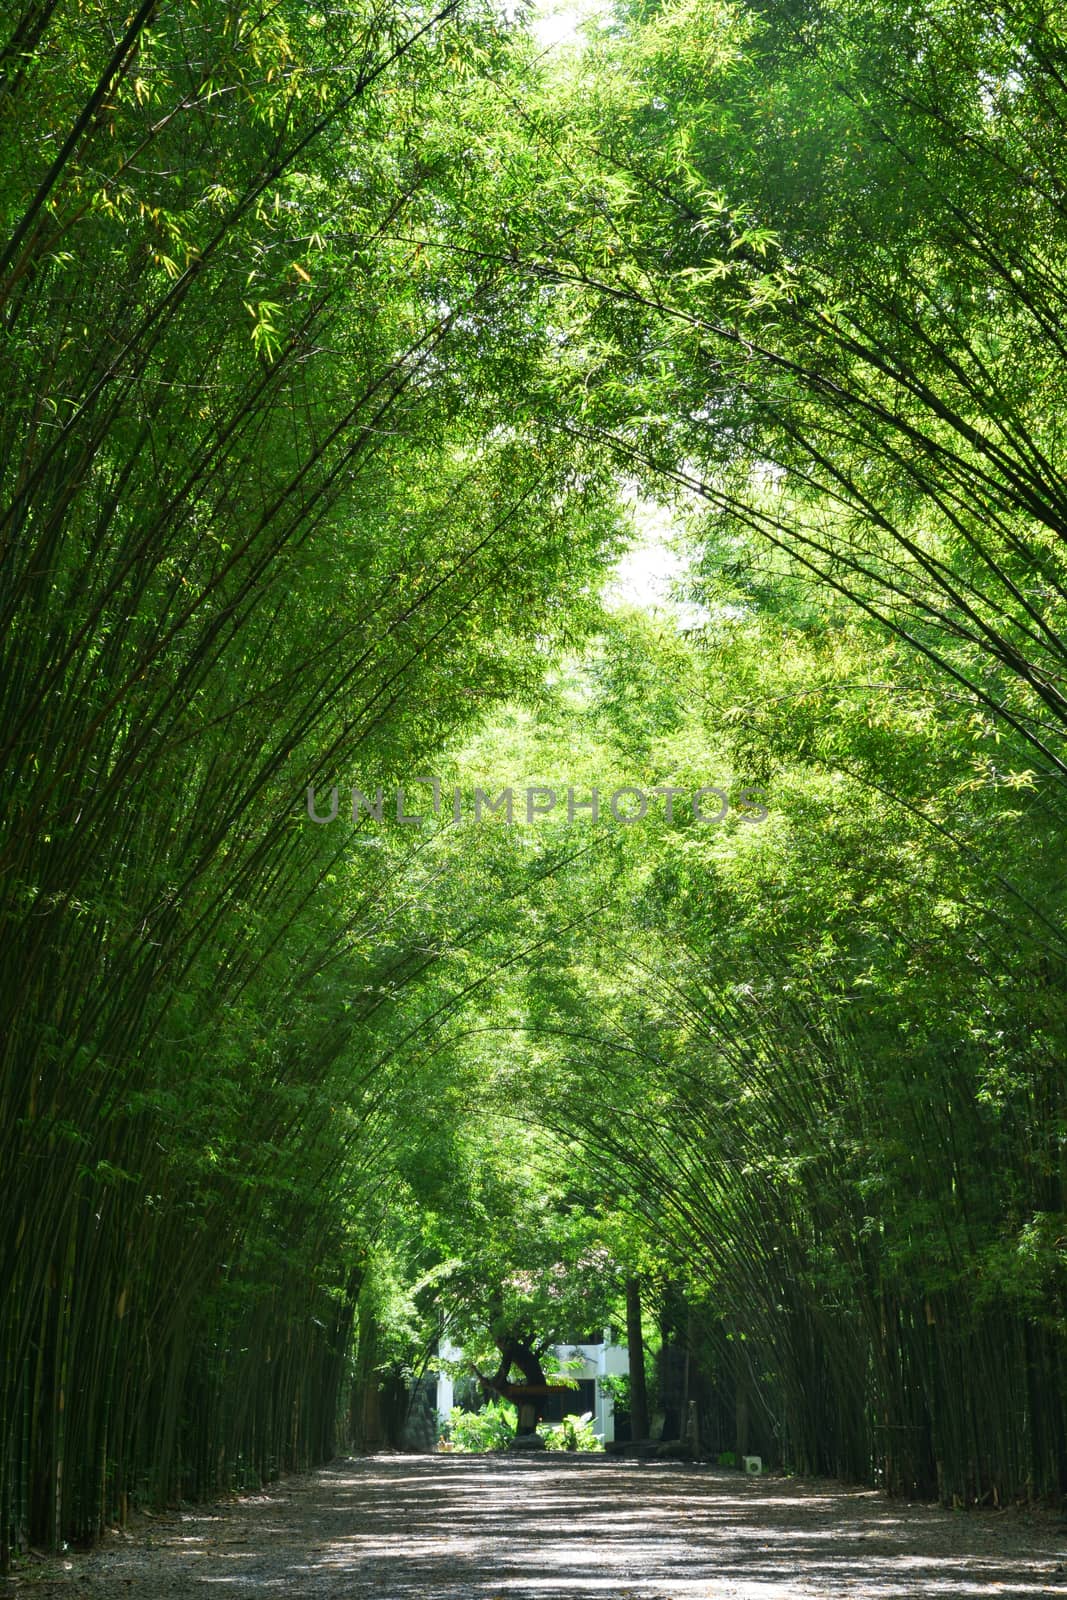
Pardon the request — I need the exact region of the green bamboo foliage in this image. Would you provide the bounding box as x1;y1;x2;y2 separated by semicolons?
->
4;0;1067;1556
511;801;1067;1501
0;0;622;1564
357;616;1065;1504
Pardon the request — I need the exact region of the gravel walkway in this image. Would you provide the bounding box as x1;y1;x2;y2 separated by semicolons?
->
17;1453;1067;1600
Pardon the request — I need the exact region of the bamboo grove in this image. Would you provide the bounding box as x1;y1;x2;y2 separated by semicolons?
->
0;0;621;1558
2;0;1066;1564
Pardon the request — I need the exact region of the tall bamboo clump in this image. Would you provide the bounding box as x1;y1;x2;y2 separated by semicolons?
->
0;0;617;1564
576;956;1063;1499
518;842;1067;1503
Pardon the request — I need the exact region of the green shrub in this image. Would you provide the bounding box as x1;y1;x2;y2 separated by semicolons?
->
538;1411;602;1451
440;1401;515;1452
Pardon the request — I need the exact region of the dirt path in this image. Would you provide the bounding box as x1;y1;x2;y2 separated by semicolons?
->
18;1454;1067;1600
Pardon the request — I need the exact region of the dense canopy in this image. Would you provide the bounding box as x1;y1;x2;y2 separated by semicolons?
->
1;0;1065;1564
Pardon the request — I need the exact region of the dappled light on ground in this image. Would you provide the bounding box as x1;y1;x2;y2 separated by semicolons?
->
49;1456;1065;1600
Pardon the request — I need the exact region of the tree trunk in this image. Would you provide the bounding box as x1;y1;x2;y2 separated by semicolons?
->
626;1278;650;1441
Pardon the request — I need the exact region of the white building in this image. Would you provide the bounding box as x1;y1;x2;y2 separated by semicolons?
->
436;1331;630;1443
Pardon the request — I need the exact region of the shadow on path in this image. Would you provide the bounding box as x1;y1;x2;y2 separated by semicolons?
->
65;1453;1067;1600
